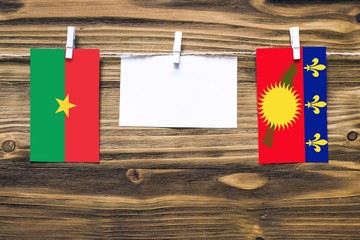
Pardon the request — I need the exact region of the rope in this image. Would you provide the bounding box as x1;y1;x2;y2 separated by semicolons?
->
0;51;359;58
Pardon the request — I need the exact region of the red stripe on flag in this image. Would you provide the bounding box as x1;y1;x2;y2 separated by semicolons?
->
256;48;305;164
65;49;100;163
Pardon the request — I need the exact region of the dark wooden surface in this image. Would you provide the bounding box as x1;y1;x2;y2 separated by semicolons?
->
1;0;360;239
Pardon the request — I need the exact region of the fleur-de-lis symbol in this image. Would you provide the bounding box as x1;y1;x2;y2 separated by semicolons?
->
306;133;328;153
305;95;327;114
304;58;326;77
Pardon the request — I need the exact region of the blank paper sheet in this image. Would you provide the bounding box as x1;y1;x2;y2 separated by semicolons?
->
119;55;237;128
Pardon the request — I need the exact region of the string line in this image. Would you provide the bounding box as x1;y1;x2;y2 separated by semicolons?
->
0;51;360;58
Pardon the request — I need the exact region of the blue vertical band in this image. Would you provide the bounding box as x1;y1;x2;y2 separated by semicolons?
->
303;47;328;163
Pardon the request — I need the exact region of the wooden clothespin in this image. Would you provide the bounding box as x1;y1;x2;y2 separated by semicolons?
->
290;27;300;60
66;26;76;59
173;31;182;64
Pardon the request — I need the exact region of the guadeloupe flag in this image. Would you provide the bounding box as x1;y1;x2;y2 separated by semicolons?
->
30;49;100;163
256;47;328;164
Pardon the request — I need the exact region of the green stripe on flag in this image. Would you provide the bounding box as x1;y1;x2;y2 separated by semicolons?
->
30;49;65;162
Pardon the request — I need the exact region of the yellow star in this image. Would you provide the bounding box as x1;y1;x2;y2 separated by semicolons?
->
55;94;76;117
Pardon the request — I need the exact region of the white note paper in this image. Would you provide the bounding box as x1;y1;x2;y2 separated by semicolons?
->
119;55;237;128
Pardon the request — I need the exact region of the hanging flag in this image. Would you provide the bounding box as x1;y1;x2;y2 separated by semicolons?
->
30;49;100;163
256;47;328;164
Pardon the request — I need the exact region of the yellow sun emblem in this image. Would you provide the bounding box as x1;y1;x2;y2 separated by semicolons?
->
259;82;301;130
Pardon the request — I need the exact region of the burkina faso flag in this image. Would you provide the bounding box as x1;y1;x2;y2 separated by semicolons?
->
30;49;100;163
256;47;328;164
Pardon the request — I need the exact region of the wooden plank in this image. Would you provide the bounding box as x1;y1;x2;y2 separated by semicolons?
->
0;0;359;239
0;1;359;54
0;56;359;167
0;166;360;239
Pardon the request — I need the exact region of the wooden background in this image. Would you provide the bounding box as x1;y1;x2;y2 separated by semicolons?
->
1;0;360;239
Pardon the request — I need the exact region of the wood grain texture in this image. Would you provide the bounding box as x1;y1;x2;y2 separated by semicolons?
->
0;0;360;239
